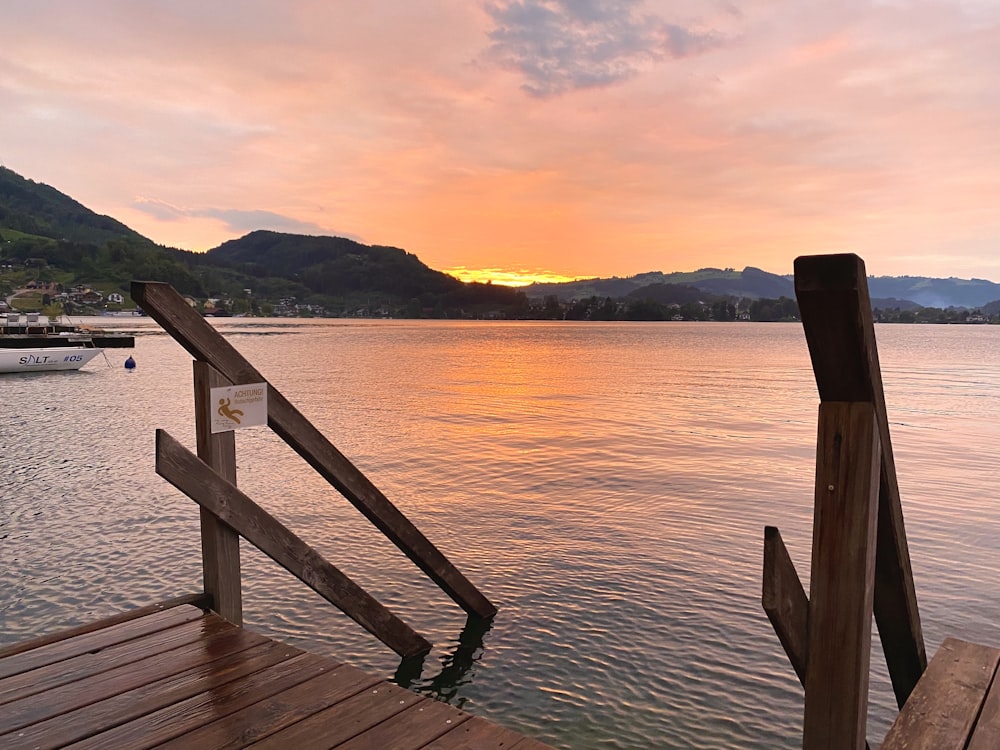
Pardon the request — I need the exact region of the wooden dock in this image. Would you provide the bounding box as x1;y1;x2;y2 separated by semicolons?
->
0;598;552;750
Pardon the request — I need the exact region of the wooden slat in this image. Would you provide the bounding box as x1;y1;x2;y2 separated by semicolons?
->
795;253;926;706
0;603;206;679
967;653;1000;750
246;678;424;748
132;280;497;619
158;662;381;749
2;641;301;750
0;614;234;705
156;428;431;658
194;361;243;626
0;624;269;736
762;525;809;685
424;715;538;749
881;638;1000;750
0;595;207;661
802;401;881;750
66;652;334;750
334;695;472;750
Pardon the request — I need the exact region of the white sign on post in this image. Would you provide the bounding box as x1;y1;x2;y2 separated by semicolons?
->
210;382;268;433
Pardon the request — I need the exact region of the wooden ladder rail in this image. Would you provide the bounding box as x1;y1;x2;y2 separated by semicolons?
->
762;253;928;748
132;280;495;622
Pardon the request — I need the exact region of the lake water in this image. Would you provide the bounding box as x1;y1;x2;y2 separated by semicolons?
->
2;318;999;748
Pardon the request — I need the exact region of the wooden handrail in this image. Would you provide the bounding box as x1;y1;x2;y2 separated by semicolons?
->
155;429;432;658
132;280;497;620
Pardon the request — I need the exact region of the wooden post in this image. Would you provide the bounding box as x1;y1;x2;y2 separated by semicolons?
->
795;253;926;707
193;361;243;626
133;281;497;619
802;402;881;749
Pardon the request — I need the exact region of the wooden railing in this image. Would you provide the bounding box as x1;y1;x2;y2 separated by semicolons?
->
762;254;927;748
133;281;497;659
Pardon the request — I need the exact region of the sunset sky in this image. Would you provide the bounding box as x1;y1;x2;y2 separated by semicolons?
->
2;1;999;284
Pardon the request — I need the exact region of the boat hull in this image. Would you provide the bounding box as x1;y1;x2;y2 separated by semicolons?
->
0;347;105;373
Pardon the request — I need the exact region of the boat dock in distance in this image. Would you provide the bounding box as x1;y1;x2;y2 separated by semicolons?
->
0;312;135;348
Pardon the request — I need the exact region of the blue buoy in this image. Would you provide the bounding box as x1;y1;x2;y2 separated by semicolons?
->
124;355;136;370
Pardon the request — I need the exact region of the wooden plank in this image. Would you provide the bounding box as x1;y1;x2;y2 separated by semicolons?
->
802;401;881;750
967;649;1000;750
0;614;234;705
246;679;424;748
194;361;243;626
333;695;472;750
881;638;1000;750
0;603;206;679
2;641;301;749
795;253;926;706
157;662;381;749
0;595;207;661
132;280;497;619
762;525;809;685
156;428;431;658
424;715;541;749
0;625;269;736
65;651;335;750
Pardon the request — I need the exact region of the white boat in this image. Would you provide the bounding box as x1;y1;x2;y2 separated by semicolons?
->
0;313;105;373
0;346;105;373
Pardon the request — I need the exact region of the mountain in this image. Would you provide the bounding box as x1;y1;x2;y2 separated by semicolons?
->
0;166;151;247
528;265;1000;310
0;167;526;316
526;267;794;302
867;276;1000;309
205;230;463;299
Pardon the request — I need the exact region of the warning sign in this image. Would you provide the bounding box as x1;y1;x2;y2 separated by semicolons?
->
210;382;268;433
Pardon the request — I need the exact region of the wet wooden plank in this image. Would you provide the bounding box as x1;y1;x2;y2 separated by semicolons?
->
66;651;336;749
424;715;536;749
0;625;269;735
795;253;926;706
133;280;497;620
881;638;1000;750
156;429;431;658
158;661;381;749
334;697;472;750
968;656;1000;750
762;525;808;685
0;641;301;750
802;401;881;750
0;614;234;705
0;595;208;661
247;678;423;748
0;604;206;679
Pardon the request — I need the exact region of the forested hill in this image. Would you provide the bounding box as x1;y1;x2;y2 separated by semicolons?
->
205;231;463;299
0;166;150;247
0;167;525;315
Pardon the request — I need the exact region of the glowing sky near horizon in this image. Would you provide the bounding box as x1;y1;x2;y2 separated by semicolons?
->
2;1;999;285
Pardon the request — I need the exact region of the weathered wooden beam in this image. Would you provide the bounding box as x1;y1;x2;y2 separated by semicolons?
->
194;362;243;626
802;401;881;750
132;280;497;619
795;253;926;707
762;526;809;686
155;429;432;658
